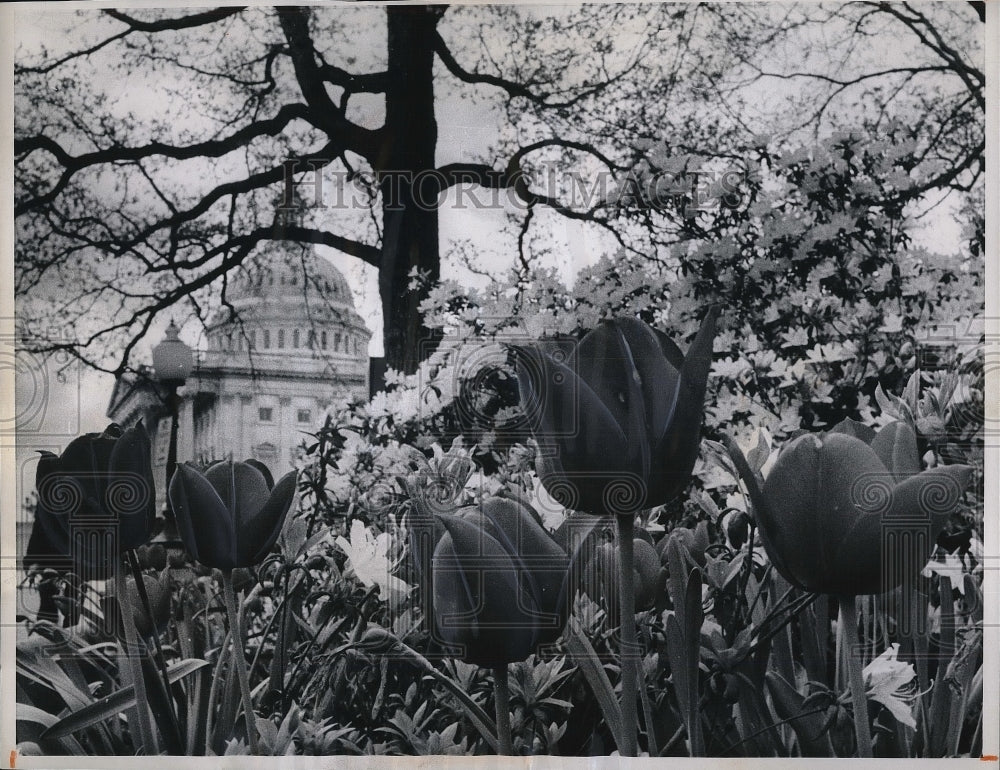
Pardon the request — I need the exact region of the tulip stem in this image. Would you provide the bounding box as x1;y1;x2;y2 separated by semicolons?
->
492;665;513;755
222;570;259;755
617;515;639;757
116;564;159;754
838;595;873;758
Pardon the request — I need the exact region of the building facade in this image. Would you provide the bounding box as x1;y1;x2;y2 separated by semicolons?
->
107;246;371;499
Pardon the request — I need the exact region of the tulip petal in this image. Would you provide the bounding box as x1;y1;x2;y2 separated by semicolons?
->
431;531;480;652
870;422;922;481
56;430;113;515
889;464;973;531
828;418;877;445
830;465;969;595
826;510;885;594
245;471;298;566
108;421;156;550
613;318;682;452
206;460;271;523
514;344;631;480
32;451;72;557
26;452;76;575
648;307;718;503
478;497;570;642
516;345;629;456
169;463;237;568
760;432;890;594
574;322;651;475
244;458;275;491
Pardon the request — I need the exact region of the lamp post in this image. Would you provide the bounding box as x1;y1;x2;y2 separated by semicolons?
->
152;320;193;530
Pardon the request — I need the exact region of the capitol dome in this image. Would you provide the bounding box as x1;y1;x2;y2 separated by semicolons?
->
227;250;357;309
202;245;371;377
108;212;371;487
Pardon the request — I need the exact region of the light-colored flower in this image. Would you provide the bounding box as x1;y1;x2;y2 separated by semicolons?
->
861;643;918;729
530;479;568;532
335;520;412;604
921;550;967;594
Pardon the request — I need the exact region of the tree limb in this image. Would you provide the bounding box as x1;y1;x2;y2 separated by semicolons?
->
103;7;247;33
15;103;314;215
277;7;382;161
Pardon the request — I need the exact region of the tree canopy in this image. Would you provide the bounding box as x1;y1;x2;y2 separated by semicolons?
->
14;3;984;378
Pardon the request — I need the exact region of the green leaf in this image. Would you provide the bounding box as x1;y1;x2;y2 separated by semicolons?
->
41;659;210;740
17;702;59;728
15;702;88;755
351;627;500;753
16;643;93;712
664;567;705;756
745;429;771;475
765;671;835;757
563;615;625;750
875;383;914;425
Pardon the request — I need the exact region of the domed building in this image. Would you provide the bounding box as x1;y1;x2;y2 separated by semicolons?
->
107;245;371;489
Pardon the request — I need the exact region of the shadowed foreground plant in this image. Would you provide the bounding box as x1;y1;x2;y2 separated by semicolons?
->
513;309;717;755
169;460;298;754
29;422;160;752
758;420;972;758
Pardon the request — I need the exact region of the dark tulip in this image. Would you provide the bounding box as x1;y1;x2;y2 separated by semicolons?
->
135;545;152;570
723;511;751;551
103;573;171;638
585;537;665;612
758;422;972;596
168;460;297;569
514;309;717;518
430;496;570;666
146;543;168;572
659;520;711;566
27;422;156;580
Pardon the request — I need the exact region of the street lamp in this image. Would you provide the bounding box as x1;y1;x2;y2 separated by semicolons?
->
152;320;193;527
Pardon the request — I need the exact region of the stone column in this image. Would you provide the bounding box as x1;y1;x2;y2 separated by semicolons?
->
240;394;254;461
278;396;292;474
176;393;195;465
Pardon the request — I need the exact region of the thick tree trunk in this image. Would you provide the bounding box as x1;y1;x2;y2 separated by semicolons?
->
380;6;445;375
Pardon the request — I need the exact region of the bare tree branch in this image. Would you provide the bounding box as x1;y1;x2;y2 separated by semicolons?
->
15;103;313;215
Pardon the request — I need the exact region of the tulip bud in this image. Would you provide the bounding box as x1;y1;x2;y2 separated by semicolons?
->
168;549;188;569
758;423;972;596
658;520;710;566
724;511;751;551
146;544;168;572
